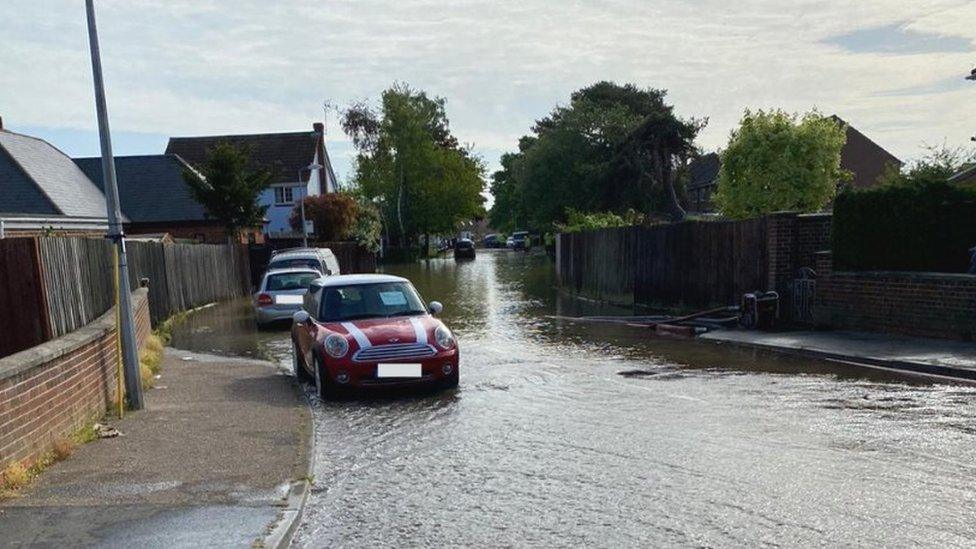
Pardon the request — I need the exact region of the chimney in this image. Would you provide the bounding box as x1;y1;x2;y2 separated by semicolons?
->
313;122;324;134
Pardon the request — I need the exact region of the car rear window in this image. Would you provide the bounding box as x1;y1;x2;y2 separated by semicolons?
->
265;272;319;292
269;258;321;271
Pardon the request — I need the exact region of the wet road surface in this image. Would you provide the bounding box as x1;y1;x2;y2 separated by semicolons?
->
170;250;976;547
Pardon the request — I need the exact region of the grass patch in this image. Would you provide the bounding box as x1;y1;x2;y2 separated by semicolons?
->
153;310;189;345
0;418;101;500
139;334;164;391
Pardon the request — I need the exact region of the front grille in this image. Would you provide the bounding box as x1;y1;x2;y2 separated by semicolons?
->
353;343;437;363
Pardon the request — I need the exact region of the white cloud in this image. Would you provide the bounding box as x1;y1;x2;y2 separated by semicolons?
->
1;0;973;178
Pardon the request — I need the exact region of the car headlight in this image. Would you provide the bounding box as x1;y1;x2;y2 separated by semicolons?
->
324;334;349;358
434;324;456;350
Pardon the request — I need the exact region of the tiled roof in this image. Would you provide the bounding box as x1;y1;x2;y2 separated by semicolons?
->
831;116;902;189
74;155;209;223
0;130;108;217
687;152;720;190
165;131;320;183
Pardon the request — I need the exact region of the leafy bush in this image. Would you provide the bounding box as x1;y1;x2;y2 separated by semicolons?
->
833;182;976;272
714;110;848;219
556;208;644;233
352;199;383;253
291;193;358;241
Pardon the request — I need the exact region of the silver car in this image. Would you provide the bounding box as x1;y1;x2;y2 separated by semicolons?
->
267;247;341;276
254;268;321;327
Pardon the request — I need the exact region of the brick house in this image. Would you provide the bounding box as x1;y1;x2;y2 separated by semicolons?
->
165;123;338;240
73;154;263;244
0;118;113;237
685;117;902;213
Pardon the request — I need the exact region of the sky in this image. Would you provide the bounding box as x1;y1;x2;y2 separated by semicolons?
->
2;0;974;192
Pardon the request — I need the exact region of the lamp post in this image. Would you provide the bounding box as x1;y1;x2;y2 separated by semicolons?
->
298;163;323;247
85;0;143;409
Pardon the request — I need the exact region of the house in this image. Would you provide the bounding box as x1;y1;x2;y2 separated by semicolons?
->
686;152;720;213
74;154;263;244
685;117;902;213
948;163;976;189
0;118;113;237
165;122;338;239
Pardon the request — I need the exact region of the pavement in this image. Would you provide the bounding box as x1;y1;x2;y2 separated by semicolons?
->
702;329;976;383
0;348;311;548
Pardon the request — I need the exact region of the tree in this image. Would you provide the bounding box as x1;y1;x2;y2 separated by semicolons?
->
341;83;485;245
713;110;848;219
182;142;272;236
878;142;976;188
488;81;704;230
290;193;358;241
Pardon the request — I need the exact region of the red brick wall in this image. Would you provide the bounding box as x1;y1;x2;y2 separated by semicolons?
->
765;212;833;320
815;253;976;341
0;289;150;470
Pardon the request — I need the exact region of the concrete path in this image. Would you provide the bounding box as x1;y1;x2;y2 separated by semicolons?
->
0;349;311;548
702;329;976;382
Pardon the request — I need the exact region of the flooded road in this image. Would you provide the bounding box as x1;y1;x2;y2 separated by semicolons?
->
170;251;976;547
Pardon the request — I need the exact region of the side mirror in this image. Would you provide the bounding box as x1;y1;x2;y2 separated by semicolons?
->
428;301;443;316
293;310;311;325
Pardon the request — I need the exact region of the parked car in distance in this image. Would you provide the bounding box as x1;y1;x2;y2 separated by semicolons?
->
291;274;459;398
512;231;530;250
506;236;515;248
454;238;476;260
268;247;341;276
483;234;502;248
254;268;321;328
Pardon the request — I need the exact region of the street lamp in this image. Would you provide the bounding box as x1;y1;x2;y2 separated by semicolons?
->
297;163;323;247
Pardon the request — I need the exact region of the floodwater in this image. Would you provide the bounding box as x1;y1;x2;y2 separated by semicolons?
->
169;250;976;548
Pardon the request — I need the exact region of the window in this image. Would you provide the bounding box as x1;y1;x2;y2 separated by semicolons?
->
274;186;294;205
319;282;427;322
264;272;319;292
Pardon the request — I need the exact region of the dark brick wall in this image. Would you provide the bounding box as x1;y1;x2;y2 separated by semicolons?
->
814;253;976;341
0;290;151;471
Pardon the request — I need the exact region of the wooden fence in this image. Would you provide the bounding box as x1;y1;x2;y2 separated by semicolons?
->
557;218;769;309
0;237;251;358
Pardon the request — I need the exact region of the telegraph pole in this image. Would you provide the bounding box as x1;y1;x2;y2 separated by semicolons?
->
85;0;144;409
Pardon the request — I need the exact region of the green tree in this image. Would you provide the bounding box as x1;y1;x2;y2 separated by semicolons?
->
878;142;976;188
341;83;485;245
182;142;272;236
489;81;704;230
713;110;848;219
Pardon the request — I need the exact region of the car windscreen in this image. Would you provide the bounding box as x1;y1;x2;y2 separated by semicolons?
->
265;272;319;292
319;282;427;322
269;258;321;272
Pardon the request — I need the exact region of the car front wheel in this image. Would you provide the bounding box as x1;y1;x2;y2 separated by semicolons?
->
313;355;340;400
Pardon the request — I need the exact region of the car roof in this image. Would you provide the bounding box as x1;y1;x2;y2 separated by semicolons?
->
311;273;408;288
264;267;322;277
270;248;334;259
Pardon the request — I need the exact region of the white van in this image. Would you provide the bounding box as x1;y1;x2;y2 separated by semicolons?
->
267;247;341;276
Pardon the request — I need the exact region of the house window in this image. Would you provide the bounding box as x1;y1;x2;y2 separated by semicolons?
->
274;186;294;205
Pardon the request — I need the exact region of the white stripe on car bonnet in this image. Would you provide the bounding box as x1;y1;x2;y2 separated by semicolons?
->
409;317;427;345
341;322;371;349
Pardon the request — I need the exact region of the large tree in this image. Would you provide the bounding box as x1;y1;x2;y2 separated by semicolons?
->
489;81;704;230
182;142;272;237
713;110;848;219
342;83;485;245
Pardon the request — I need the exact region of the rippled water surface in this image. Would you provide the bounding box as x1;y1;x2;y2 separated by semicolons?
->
170;251;976;548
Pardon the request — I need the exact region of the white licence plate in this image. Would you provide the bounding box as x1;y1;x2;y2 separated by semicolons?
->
275;295;304;305
377;363;423;378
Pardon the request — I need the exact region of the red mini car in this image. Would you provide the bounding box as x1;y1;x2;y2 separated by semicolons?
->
290;274;459;398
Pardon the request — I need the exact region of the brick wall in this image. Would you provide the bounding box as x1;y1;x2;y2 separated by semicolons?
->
0;289;150;470
765;212;833;320
815;252;976;341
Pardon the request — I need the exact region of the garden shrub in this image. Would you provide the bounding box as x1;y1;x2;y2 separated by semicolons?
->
832;182;976;272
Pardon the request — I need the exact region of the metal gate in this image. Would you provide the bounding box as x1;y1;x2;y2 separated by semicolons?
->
790;267;817;324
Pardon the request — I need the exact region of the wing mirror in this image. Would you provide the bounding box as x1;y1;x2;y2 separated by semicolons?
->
428;301;443;316
293;310;311;324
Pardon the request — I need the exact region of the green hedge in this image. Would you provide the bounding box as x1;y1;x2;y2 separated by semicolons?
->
832;182;976;272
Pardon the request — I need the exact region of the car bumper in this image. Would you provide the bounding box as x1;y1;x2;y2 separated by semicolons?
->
255;305;302;325
326;350;459;390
